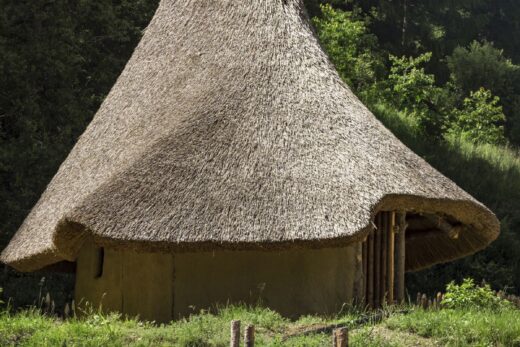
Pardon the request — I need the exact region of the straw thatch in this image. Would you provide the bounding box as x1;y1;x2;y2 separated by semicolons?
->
2;0;499;272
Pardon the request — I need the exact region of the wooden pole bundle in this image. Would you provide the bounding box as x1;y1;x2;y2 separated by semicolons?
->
333;327;348;347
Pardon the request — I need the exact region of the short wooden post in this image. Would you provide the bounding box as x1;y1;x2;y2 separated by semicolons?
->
64;303;70;319
71;300;76;318
421;294;428;310
416;292;422;306
396;212;408;304
231;320;240;347
244;325;255;347
45;292;51;313
333;327;348;347
387;212;396;304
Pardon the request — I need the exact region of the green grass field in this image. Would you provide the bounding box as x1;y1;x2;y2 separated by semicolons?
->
1;304;519;346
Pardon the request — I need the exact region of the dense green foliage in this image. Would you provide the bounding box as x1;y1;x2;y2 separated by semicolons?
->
442;278;512;310
448;88;506;145
1;0;520;306
312;3;520;297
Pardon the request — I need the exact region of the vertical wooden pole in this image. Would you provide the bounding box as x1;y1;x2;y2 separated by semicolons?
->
396;212;408;304
374;214;382;308
367;223;375;309
381;212;388;306
231;320;240;347
244;325;255;347
387;212;396;305
362;238;368;307
333;327;348;347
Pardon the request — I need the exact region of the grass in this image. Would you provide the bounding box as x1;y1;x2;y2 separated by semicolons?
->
0;304;403;347
0;304;519;346
385;307;520;346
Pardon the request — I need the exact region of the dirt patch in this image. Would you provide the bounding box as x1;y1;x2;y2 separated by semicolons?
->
358;326;440;347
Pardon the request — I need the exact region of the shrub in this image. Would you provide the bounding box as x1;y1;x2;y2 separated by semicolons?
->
442;278;511;310
386;53;447;137
448;88;507;145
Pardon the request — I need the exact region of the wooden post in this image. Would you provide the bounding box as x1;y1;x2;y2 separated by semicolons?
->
367;224;375;308
64;303;70;319
396;212;408;304
387;212;396;304
333;327;348;347
381;212;388;306
362;238;368;307
374;214;382;308
230;320;240;347
244;325;255;347
421;294;428;310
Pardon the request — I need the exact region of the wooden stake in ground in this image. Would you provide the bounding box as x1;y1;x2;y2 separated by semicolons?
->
421;294;429;310
333;327;348;347
387;212;396;304
230;320;240;347
245;325;255;347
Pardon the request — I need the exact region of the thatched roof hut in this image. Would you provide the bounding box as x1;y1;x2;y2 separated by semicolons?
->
2;0;498;310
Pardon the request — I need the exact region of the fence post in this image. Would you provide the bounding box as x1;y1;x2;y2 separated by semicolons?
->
421;294;428;310
230;320;240;347
333;327;348;347
244;325;255;347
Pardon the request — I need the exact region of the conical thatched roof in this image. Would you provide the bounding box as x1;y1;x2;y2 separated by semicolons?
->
2;0;499;272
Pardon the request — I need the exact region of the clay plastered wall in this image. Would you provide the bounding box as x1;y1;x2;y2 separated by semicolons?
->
75;242;174;322
76;244;357;321
174;246;357;318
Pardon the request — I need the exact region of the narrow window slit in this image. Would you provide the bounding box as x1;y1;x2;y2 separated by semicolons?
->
94;247;104;279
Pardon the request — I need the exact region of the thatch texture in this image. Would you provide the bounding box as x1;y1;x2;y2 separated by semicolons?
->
2;0;499;272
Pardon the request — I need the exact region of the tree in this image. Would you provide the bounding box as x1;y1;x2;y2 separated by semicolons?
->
448;88;507;145
312;5;384;95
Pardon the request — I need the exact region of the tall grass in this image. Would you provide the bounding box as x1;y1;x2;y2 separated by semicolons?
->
1;304;518;346
0;305;385;347
385;307;520;346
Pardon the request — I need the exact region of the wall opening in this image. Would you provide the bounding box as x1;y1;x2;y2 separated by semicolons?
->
94;247;104;279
